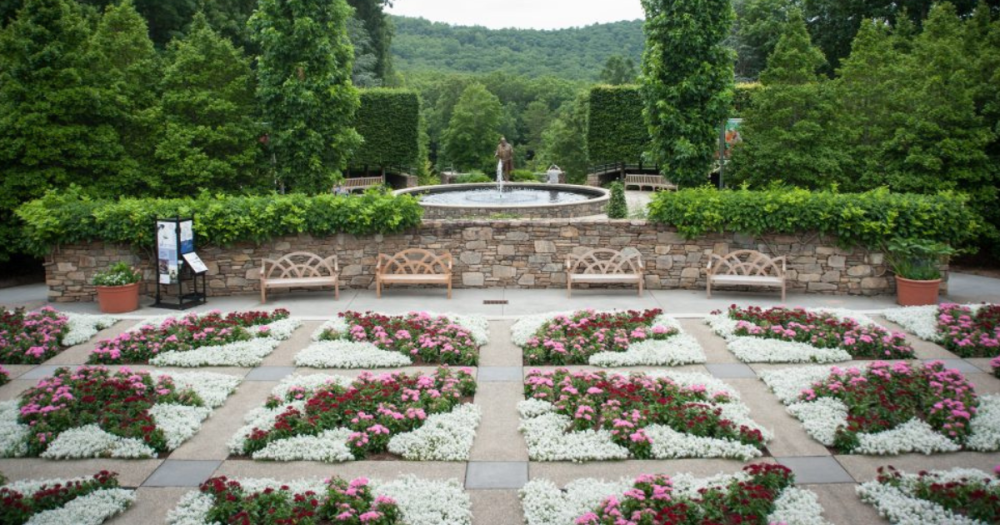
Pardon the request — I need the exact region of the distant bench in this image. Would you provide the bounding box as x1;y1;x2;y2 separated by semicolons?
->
342;176;384;193
566;248;644;297
624;174;677;192
260;252;339;303
707;250;786;301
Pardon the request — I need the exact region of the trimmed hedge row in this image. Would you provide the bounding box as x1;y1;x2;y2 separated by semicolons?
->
16;188;424;256
648;187;982;249
587;85;649;164
351;89;420;168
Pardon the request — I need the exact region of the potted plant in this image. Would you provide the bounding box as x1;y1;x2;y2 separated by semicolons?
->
885;238;955;306
93;261;142;313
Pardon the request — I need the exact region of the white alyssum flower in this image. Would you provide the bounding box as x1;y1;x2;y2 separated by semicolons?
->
857;468;995;525
388;403;481;460
228;400;308;455
963;395;1000;451
61;313;119;347
162;371;242;408
759;365;869;405
644;424;763;460
252;428;355;462
882;305;944;342
854;419;961;455
148;404;213;450
522;473;830;525
294;340;412;368
26;488;135;525
38;424;156;459
786;397;849;446
0;400;29;457
147;318;301;367
167;476;472;525
518;401;629;462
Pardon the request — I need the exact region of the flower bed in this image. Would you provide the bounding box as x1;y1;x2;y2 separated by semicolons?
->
858;466;1000;524
512;309;705;366
519;369;769;461
707;305;914;363
0;366;240;458
885;303;1000;356
1;307;118;364
89;309;300;367
296;311;487;368
229;367;479;461
0;470;134;525
760;361;1000;454
167;475;471;525
521;464;830;525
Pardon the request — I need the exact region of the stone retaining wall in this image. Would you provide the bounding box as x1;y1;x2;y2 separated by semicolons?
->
45;219;942;302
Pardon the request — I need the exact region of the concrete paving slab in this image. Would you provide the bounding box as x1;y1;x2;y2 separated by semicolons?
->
214;460;466;481
143;460;221;487
169;381;277;461
922;358;982;374
470;490;524;525
262;320;322;367
470;383;529;462
0;283;46;307
481;320;523;367
776;456;854;484
349;289;506;316
945;272;1000;304
0;379;33;401
0;364;34;380
680;319;737;363
245;366;297;381
836;452;1000;482
725;378;831;457
18;365;60;380
647;288;898;316
966;357;995;375
804;484;886;525
962;372;1000;395
478;366;523;382
466;461;528;489
107;487;189;525
0;458;163;487
705;363;756;378
529;459;774;485
502;289;661;316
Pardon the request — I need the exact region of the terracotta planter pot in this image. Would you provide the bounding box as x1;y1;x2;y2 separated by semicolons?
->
895;276;941;306
96;282;140;313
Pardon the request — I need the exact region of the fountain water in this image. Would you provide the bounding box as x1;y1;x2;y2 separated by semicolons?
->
496;159;505;197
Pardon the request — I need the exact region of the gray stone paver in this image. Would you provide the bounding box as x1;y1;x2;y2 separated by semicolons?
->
680;319;738;363
466;461;528;489
805;484;887;524
705;363;756;378
478;366;523;382
143;460;222;487
18;365;61;379
107;487;191;525
0;379;32;401
470;382;529;462
776;456;854;484
244;366;297;381
480;320;523;367
922;357;982;374
0;364;34;380
966;357;996;374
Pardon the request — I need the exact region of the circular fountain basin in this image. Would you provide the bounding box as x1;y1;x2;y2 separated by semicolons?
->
395;183;610;219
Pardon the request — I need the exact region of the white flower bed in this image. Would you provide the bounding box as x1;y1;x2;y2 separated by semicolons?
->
512;311;706;366
760;365;1000;454
3;476;135;525
295;312;488;368
882;303;988;342
167;475;472;525
62;313;119;346
518;371;770;462
228;373;480;461
0;370;240;459
521;471;830;525
147;317;301;367
857;468;995;525
703;308;889;363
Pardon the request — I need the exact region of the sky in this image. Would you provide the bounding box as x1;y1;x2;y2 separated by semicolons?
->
386;0;645;30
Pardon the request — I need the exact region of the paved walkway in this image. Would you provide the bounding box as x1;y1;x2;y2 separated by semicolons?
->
0;277;999;524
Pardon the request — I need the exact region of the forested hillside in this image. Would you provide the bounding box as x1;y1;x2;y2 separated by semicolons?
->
390;16;644;80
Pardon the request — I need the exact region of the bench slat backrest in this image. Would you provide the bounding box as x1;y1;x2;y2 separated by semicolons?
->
262;252;338;280
567;248;643;275
708;250;785;277
378;249;452;275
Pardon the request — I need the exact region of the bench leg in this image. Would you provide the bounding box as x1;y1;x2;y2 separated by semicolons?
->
447;280;452;300
567;279;572;298
638;277;643;297
261;285;266;304
706;278;711;299
781;281;786;303
335;280;340;301
376;279;381;299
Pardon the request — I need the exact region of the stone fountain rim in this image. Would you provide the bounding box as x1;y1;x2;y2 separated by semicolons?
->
394;182;610;210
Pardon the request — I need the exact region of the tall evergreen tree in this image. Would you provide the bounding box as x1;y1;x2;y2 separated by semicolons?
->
640;0;735;187
347;0;393;81
250;0;361;194
156;12;260;195
539;93;590;184
442;83;502;172
599;55;637;85
730;9;847;188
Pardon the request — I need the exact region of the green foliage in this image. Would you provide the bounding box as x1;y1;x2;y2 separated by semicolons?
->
732;82;761;116
391;16;644;81
885;238;956;280
347;16;380;88
16;188;424;256
539;92;590;184
453;173;492;184
251;0;362;194
599;55;638;85
641;0;735;187
92;261;141;286
732;0;794;80
647;187;982;250
587;85;647;164
156;12;261;196
347;0;393;81
352;89;420;168
510;170;539;182
442;83;502;172
607;182;628;219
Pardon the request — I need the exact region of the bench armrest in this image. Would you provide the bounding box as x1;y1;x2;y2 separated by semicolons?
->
706;254;723;274
375;254;386;275
772;256;787;274
636;258;645;271
261;258;278;282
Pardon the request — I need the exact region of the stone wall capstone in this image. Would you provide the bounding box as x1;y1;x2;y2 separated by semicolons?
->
44;219;941;302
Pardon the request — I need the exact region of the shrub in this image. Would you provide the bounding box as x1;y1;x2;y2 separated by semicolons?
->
607;181;628;219
351;89;421;168
16;187;423;255
92;262;141;287
453;172;492;184
648;187;982;250
587;85;648;164
510;169;539;182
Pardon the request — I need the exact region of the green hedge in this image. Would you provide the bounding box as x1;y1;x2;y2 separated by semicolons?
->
587;85;649;164
351;89;420;168
648;187;982;249
16;188;424;256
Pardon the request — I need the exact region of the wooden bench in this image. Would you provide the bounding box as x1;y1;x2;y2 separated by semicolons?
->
376;249;453;299
341;176;384;193
624;174;677;191
707;250;786;301
260;252;339;303
566;248;645;297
